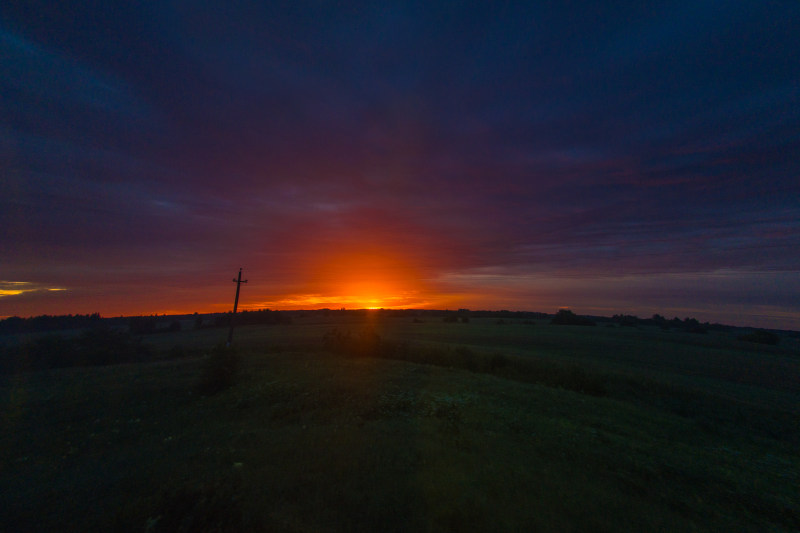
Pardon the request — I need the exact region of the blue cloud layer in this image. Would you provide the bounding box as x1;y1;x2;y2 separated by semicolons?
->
2;2;799;326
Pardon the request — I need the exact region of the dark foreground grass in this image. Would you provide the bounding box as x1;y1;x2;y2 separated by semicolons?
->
1;319;798;532
323;322;800;446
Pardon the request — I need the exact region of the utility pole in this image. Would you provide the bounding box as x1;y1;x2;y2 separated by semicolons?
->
227;268;247;346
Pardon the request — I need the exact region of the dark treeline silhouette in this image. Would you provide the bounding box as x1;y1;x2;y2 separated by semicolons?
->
129;316;182;335
551;309;596;326
1;308;790;352
453;310;550;320
0;313;103;335
212;309;292;328
610;313;720;333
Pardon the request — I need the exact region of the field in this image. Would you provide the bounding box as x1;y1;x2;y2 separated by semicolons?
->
1;314;799;532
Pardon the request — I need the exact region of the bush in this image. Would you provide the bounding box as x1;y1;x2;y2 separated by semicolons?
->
197;344;240;396
613;314;639;327
551;309;596;326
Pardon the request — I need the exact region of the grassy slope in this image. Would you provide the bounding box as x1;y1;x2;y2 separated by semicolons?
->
1;317;798;532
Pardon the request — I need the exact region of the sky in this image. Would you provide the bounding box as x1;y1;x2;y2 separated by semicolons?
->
2;1;799;329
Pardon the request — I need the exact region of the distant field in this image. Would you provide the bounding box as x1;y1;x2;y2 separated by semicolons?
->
1;316;798;531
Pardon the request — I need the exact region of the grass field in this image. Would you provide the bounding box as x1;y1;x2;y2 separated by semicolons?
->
1;315;798;532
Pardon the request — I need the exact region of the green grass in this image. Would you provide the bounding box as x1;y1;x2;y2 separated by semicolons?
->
1;316;798;531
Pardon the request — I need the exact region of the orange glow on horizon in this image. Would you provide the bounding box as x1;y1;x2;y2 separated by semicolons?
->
256;245;436;310
251;292;432;310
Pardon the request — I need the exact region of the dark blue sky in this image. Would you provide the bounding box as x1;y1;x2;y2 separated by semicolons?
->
2;1;799;328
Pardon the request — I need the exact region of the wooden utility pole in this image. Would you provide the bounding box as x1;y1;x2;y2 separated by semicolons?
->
227;268;248;346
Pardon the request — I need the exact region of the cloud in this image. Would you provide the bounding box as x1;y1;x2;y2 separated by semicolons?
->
1;2;799;328
0;29;147;116
0;281;68;298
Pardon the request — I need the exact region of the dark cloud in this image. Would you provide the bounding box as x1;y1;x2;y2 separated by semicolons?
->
2;1;799;327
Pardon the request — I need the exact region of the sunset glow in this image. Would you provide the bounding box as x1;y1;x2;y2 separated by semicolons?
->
303;247;428;309
2;3;800;330
243;246;438;310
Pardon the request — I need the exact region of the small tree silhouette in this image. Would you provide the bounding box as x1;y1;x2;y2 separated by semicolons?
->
551;309;595;326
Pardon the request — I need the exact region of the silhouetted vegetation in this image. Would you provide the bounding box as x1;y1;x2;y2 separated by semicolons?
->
738;330;780;345
682;317;708;333
463;310;548;320
0;313;102;334
607;313;721;333
129;316;183;335
212;309;291;328
612;314;640;327
441;310;470;323
551;309;596;326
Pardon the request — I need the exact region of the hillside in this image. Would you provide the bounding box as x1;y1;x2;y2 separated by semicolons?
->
1;317;798;531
